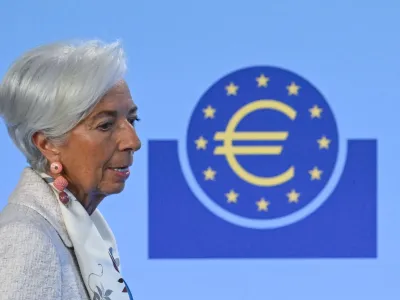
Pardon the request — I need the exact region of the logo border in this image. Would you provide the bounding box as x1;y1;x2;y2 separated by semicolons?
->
178;67;348;229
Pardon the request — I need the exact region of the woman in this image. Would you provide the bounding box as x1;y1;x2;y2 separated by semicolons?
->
0;40;140;300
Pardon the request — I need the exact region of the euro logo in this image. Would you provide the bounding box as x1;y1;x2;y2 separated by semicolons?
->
213;100;296;187
148;66;377;259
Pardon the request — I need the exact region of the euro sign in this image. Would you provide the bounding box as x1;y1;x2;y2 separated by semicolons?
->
213;100;297;187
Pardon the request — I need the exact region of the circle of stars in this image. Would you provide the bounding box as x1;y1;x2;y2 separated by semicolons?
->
195;74;333;213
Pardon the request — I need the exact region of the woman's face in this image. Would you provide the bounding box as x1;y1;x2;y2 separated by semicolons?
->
55;80;141;206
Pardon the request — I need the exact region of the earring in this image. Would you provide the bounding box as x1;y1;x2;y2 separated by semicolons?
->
50;162;70;205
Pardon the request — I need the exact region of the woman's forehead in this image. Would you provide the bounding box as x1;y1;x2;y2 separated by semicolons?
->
90;96;137;117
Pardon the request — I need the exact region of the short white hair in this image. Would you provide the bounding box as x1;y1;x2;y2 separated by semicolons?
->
0;39;127;172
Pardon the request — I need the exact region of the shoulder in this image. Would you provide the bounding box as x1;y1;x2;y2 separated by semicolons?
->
0;209;58;250
0;205;63;299
0;204;62;264
0;202;65;261
0;203;62;245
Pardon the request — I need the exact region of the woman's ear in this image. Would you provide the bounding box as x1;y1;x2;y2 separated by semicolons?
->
32;132;60;162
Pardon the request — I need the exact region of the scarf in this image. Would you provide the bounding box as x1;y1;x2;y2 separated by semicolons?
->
39;173;134;300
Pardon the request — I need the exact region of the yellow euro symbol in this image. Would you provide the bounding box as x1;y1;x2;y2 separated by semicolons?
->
214;100;297;187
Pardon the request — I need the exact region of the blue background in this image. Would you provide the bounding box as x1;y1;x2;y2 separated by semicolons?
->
0;0;398;299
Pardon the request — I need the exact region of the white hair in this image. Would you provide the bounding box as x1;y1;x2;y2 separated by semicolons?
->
0;39;127;172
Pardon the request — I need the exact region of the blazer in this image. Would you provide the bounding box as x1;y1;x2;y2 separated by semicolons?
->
0;168;90;300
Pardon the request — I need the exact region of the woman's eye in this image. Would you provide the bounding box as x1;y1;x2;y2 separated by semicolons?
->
129;116;140;126
98;121;114;131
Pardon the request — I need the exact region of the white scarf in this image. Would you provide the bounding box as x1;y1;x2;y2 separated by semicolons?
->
40;173;133;300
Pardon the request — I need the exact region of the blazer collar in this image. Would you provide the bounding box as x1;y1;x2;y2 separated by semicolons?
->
8;167;72;247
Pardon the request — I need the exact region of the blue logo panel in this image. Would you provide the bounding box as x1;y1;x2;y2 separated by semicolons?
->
148;66;377;258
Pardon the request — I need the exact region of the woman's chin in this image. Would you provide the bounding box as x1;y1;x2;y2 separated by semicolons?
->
108;182;126;195
97;181;126;197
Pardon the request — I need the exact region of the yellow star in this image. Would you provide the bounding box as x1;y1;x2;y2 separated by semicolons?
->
317;136;331;149
309;167;322;180
225;82;239;96
203;105;216;119
256;198;270;211
286;189;300;203
256;74;269;87
286;82;300;95
195;136;208;150
309;105;322;118
203;167;216;181
225;189;239;203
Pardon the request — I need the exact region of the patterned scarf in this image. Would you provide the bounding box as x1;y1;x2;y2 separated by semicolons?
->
40;173;134;300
